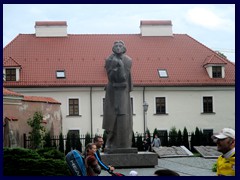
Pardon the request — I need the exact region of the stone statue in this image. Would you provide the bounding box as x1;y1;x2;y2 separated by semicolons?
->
102;40;133;150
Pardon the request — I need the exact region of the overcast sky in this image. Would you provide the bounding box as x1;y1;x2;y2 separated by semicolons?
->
3;4;235;62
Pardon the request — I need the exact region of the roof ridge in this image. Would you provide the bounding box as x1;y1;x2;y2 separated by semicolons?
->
185;34;234;63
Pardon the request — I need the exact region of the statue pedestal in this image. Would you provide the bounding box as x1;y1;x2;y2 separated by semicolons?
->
100;151;158;168
104;147;138;154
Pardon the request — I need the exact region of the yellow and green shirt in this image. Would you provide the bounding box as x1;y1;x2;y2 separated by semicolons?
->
217;151;235;176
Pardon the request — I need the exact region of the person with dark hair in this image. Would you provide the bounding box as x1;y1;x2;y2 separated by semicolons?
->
102;41;133;150
85;143;101;176
154;169;180;176
93;136;115;172
143;133;151;151
212;128;235;176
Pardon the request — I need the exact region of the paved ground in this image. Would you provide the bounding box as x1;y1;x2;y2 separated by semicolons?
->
100;157;217;176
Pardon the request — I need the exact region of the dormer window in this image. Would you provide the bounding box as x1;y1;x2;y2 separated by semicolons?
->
6;69;16;81
212;66;222;78
158;69;168;78
56;70;65;78
203;54;227;79
3;68;20;82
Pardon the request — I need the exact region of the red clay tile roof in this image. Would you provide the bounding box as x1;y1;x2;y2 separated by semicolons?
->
3;33;235;87
203;54;228;67
3;87;60;104
141;20;172;25
35;21;67;26
3;87;23;97
23;96;61;104
3;57;21;67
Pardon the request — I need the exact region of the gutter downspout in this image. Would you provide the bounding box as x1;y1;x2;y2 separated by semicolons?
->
90;87;93;137
143;86;145;133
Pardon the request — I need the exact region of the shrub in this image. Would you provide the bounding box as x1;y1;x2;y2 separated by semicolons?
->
3;147;70;176
36;148;65;160
169;126;178;146
212;162;217;172
182;127;190;149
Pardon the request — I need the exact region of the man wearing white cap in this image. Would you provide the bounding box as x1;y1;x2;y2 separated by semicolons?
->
212;128;235;176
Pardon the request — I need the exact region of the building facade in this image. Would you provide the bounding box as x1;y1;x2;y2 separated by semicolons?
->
3;20;235;137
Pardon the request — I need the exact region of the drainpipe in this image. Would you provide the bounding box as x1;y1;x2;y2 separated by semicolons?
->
143;86;145;133
90;87;93;137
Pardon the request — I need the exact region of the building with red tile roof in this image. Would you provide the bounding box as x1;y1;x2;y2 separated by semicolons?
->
3;87;62;147
3;20;235;139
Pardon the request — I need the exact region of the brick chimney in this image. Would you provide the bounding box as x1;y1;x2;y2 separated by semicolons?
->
35;21;67;37
140;20;173;36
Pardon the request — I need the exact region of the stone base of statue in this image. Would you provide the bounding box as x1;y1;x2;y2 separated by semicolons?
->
101;149;158;168
104;147;138;154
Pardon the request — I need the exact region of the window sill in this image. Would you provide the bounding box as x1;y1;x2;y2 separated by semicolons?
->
154;113;169;116
100;113;136;116
66;115;82;117
201;112;216;115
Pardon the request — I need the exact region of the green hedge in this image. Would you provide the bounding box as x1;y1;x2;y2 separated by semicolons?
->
3;147;71;176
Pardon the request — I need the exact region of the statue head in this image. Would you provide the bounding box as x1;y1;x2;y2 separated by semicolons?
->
112;40;126;55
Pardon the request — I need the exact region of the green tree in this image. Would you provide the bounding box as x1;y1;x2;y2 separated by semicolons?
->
176;130;182;146
43;132;52;148
27;112;45;149
65;132;71;155
190;132;196;152
169;126;178;146
59;132;64;153
195;127;201;146
85;132;91;147
182;127;190;149
153;128;159;137
75;135;82;153
136;134;143;151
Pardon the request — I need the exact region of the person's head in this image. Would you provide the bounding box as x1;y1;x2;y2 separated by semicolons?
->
154;169;180;176
112;40;126;55
129;170;138;176
85;143;97;155
93;136;104;149
155;134;158;138
212;128;235;154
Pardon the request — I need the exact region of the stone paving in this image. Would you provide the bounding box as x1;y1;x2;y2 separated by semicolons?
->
99;146;220;176
100;157;217;176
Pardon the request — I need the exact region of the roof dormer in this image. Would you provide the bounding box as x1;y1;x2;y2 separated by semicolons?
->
203;54;227;78
35;21;68;37
140;20;173;37
3;57;21;82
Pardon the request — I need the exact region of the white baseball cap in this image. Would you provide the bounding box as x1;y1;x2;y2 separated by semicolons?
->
129;170;138;176
213;128;235;140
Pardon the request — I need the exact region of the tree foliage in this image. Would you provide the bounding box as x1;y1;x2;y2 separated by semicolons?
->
27;111;45;149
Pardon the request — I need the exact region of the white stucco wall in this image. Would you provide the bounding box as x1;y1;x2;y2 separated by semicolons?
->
11;86;235;136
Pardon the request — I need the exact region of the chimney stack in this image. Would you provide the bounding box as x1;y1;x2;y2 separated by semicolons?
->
140;20;173;37
35;21;68;37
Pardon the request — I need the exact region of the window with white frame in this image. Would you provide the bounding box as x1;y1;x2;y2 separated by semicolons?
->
69;98;79;116
203;96;213;113
156;97;166;114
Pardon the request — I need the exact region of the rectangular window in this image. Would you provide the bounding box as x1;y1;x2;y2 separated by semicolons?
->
69;99;79;116
56;70;65;78
212;66;222;78
203;97;213;113
6;69;16;81
158;69;168;78
156;97;166;114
